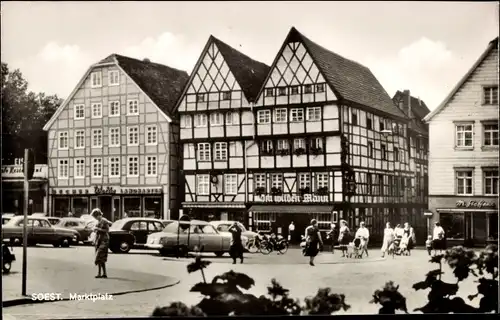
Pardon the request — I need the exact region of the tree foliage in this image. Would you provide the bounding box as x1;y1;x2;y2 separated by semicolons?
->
1;62;63;163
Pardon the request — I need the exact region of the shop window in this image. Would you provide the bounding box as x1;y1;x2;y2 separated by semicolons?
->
440;212;465;240
72;197;88;218
312;213;331;231
144;197;161;219
254;212;276;232
487;213;498;241
124;197;141;217
53;198;70;217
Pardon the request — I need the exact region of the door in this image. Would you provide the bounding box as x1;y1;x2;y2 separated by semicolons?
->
112;197;121;221
472;212;487;243
147;221;164;237
33;219;54;244
129;221;148;245
199;224;222;252
99;196;112;221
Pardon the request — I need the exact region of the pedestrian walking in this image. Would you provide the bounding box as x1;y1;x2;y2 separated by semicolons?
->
327;222;338;253
402;222;415;255
338;220;350;257
288;221;295;243
229;221;244;264
304;219;323;266
355;222;370;257
425;235;433;256
92;208;111;278
381;222;394;258
432;222;446;254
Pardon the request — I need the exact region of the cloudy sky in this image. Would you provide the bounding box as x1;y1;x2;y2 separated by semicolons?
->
1;1;498;110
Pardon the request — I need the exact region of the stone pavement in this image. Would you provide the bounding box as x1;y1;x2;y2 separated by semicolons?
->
2;255;179;307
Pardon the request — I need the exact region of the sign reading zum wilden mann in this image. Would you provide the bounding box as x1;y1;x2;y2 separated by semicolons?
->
255;194;329;203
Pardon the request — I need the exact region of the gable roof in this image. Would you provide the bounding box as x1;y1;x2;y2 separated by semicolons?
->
44;54;189;131
257;27;407;120
424;37;499;122
174;36;270;110
392;90;429;136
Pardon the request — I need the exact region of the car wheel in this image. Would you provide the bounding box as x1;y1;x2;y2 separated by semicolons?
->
53;242;61;248
60;238;71;248
118;241;131;253
214;251;224;257
3;261;11;273
159;248;170;257
175;245;188;258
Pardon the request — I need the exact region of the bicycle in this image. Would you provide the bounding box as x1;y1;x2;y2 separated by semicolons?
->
246;235;264;253
260;234;289;255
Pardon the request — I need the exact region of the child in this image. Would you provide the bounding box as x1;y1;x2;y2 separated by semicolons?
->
425;235;433;256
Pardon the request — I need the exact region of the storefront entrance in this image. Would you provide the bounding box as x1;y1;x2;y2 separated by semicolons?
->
99;196;112;221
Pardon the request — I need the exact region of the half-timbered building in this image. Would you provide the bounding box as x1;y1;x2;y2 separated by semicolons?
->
424;37;498;246
43;55;189;221
176;36;270;222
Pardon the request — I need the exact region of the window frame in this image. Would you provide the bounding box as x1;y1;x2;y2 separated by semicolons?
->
221;91;231;101
483;169;499;196
197;174;210;195
274;108;288;123
257;110;271;124
109;101;120;117
108;70;120;86
290;85;300;95
146;156;157;177
277;87;287;96
127;126;139;146
210;112;223;126
381;144;387;160
92;129;103;148
315;173;329;191
127;99;139;116
196;93;206;102
224;174;238;195
58;131;69;150
74;158;85;178
146;125;158;146
109;127;120;147
298;172;311;189
194;114;208;127
91;103;102;119
294;138;306;150
456;169;474;196
271;173;283;190
74;130;85;149
483;86;498;105
92;158;103;178
109;157;120;177
214;142;228;161
182;115;193;128
455;123;474;148
254;173;266;190
277;139;289;151
304;84;313;94
368;141;373;158
306;107;321;121
265;88;274;97
127;156;139;177
197;143;211;162
58;159;69;179
74;104;85;119
90;71;102;88
290;108;304;122
483;122;499;147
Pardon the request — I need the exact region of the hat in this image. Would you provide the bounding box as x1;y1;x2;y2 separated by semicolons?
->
310;219;317;225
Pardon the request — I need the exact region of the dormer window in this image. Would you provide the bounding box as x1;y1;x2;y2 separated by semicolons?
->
316;84;325;93
290;86;300;95
265;88;274;97
196;94;206;102
221;91;231;101
278;87;287;96
304;84;313;94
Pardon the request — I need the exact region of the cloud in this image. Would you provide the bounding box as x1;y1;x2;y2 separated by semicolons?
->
364;37;465;110
38;42;83;63
122;32;200;73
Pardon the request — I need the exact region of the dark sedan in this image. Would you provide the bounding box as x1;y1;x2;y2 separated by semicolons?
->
108;218;166;253
54;218;93;244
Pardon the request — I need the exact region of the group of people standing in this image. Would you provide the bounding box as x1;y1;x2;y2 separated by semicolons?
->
380;222;416;257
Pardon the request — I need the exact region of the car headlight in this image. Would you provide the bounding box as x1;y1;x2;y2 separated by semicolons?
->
160;237;168;245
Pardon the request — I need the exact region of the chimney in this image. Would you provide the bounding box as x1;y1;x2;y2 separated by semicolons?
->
143;58;151;63
406;90;413;119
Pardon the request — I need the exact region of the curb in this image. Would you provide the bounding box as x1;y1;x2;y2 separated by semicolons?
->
2;279;180;308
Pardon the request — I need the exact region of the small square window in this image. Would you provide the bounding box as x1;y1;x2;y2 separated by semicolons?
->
222;91;231;100
483;86;498;105
128;100;139;115
265;88;274;97
74;105;85;119
109;101;120;116
290;86;300;95
316;84;325;93
92;103;102;118
278;87;287;96
196;94;206;102
304;84;313;94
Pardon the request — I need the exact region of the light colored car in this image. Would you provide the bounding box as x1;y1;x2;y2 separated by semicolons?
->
2;216;79;247
210;221;258;243
2;214;16;225
146;220;248;257
54;218;93;244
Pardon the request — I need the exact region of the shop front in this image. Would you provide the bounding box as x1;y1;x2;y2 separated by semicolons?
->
429;196;498;247
181;202;248;223
1;164;48;215
50;185;165;221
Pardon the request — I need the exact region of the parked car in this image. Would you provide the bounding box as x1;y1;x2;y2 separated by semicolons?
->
2;214;15;225
47;217;61;225
2;216;79;247
54;217;93;244
162;220;174;227
108;218;166;253
145;220;248;257
210;221;258;246
2;243;15;273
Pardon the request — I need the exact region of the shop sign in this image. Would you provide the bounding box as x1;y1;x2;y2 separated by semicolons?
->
255;194;329;203
122;188;162;194
94;186;117;195
456;200;496;209
2;164;48;179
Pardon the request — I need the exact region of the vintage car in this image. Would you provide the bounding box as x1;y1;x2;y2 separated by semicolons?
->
162;220;174;227
145;220;248;257
108;217;166;253
2;213;15;225
209;221;258;243
54;218;93;244
47;217;62;225
2;216;79;247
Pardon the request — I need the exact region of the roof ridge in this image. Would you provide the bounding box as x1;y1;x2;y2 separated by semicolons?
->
210;36;270;69
112;53;188;74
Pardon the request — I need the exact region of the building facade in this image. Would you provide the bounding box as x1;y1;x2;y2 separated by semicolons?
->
43;55;188;221
177;28;428;243
424;37;498;246
1;159;49;215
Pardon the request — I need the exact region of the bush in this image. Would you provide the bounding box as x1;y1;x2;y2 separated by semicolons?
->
152;245;498;316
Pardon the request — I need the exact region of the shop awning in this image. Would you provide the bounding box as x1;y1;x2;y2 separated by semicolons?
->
437;208;497;213
249;205;334;214
182;202;246;209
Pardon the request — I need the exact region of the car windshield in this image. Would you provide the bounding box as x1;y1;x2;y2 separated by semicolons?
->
163;221;207;234
110;220;126;231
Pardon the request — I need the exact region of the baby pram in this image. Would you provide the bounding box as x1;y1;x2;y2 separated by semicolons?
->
347;237;365;259
391;235;409;257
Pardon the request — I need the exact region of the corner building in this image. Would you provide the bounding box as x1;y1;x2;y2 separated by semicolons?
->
43;55;188;220
177;28;428;243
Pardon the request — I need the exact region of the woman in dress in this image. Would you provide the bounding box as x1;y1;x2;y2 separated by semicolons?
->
92;209;111;278
228;221;244;264
338;220;351;258
403;222;415;255
304;219;324;266
326;222;338;253
381;222;394;258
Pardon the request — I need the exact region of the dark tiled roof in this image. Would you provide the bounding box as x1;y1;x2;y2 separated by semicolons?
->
99;54;189;118
392;90;429;136
211;37;270;102
288;28;407;119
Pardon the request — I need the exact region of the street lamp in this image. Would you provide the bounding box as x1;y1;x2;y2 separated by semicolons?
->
381;129;393;138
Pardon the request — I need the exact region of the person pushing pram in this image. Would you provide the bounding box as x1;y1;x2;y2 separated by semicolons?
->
352;222;369;258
